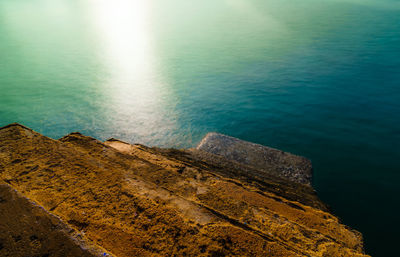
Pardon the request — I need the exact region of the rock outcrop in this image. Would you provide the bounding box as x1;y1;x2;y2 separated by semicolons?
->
196;133;312;185
0;123;368;256
0;184;108;257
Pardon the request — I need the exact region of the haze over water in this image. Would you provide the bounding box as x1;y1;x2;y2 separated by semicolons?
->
1;0;399;255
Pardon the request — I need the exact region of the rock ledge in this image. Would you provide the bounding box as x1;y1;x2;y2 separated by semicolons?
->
0;123;368;257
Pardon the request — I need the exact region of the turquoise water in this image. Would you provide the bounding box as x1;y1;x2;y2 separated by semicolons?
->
1;0;399;255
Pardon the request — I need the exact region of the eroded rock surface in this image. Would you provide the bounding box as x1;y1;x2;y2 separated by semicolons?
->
0;183;109;257
0;123;368;257
197;133;312;185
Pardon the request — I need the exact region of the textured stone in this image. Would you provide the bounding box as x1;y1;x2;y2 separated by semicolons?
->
197;132;312;185
0;123;368;257
0;183;109;257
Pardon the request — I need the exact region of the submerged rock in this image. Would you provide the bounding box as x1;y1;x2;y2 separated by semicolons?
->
0;123;368;256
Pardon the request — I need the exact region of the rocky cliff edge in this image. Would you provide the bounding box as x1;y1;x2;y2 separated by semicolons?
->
0;123;368;257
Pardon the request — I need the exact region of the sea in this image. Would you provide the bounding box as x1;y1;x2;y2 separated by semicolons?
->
1;0;399;255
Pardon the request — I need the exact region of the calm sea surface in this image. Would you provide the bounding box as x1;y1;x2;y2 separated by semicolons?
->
1;0;399;255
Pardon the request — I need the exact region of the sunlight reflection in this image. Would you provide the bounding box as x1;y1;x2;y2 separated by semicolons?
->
91;0;152;81
88;0;177;145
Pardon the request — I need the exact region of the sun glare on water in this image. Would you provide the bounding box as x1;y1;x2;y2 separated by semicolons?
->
87;0;177;143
